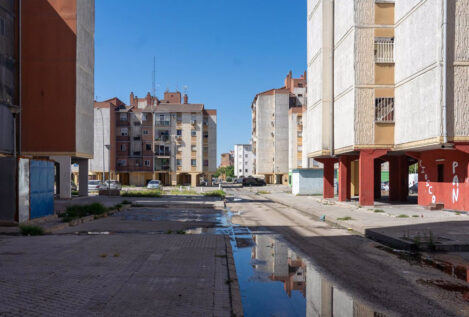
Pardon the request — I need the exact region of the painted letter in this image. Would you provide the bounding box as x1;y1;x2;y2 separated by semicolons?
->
452;161;458;174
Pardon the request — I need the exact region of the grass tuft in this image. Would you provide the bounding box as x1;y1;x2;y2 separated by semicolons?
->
337;216;353;221
121;200;132;205
121;190;162;198
256;190;271;195
412;215;419;218
19;224;44;236
397;214;409;218
374;209;385;213
203;190;226;199
168;189;199;196
59;203;108;222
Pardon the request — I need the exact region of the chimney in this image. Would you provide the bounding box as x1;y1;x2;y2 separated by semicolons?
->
146;92;151;106
130;92;134;105
184;94;188;104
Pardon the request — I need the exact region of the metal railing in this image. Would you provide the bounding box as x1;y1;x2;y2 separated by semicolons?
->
155;120;171;127
374;39;394;63
375;98;394;122
155;135;170;142
155;150;171;156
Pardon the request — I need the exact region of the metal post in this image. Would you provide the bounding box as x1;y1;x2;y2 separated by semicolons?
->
97;108;105;182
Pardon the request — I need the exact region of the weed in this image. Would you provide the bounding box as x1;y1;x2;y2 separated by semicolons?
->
337;216;353;221
113;203;123;211
455;212;461;216
412;215;419;218
166;230;173;234
121;190;162;198
121;200;132;205
176;230;186;234
100;253;107;258
225;278;234;285
113;253;120;257
59;203;108;222
374;209;385;213
397;214;409;218
256;190;271;195
19;224;44;236
203;190;226;199
215;254;227;258
71;190;79;196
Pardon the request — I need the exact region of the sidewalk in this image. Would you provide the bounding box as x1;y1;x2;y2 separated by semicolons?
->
254;186;469;252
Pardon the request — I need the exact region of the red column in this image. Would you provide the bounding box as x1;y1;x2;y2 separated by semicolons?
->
359;150;388;206
389;156;409;202
316;158;338;199
339;156;351;201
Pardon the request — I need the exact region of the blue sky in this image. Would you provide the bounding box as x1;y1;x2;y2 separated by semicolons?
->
95;0;307;164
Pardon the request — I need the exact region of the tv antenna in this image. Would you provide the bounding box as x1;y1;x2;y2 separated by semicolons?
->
183;85;188;95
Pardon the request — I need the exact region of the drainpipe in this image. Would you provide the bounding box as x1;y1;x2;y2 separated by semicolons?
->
330;0;335;156
442;0;448;145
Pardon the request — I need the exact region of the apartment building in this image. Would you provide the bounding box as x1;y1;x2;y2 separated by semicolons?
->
104;91;217;187
251;72;306;184
220;152;234;167
234;144;254;177
288;107;305;170
306;0;469;211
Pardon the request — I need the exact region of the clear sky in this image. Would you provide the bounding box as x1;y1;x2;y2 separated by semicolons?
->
95;0;307;164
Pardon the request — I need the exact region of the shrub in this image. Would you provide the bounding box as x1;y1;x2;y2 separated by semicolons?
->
59;202;108;222
203;190;226;199
374;209;385;213
121;190;162;198
121;200;132;205
397;214;409;218
19;224;44;236
168;189;199;196
256;190;271;195
71;190;79;196
337;216;353;221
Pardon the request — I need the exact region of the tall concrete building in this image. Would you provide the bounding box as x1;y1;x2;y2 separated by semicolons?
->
92;91;217;187
234;144;254;177
288;107;304;170
20;0;95;198
306;0;469;210
251;72;306;184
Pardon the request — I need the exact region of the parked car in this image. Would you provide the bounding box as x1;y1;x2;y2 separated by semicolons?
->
147;180;161;189
88;180;104;191
212;178;220;186
103;180;122;190
381;182;389;191
199;179;208;186
242;177;265;187
234;177;244;184
409;183;418;194
71;181;77;191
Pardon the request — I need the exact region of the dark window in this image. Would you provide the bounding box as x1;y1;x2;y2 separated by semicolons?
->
177;129;182;136
145;144;151;151
0;18;4;36
437;164;444;182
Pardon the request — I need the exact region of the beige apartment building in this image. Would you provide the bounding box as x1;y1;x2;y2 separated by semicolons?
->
288;107;304;170
251;72;306;184
306;0;469;210
91;91;217;187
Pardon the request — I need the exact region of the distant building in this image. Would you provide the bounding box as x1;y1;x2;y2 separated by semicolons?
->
234;144;254;177
251;71;306;184
220;152;234;167
288;107;304;170
92;91;217;186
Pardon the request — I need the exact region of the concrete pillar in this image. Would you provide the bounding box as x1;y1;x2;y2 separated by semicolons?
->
50;156;71;199
171;172;177;186
317;158;337;199
190;173;198;187
338;156;351;201
78;159;89;197
359;150;387;206
389;156;409;202
374;160;382;200
207;173;213;186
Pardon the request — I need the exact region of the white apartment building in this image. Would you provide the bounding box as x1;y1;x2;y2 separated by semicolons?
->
234;144;254;177
251;72;306;184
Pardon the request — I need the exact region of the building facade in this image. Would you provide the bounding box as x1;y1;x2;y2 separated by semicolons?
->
20;0;95;198
220;152;234;167
306;0;469;210
251;72;306;184
95;91;217;187
288;107;304;170
234;144;254;177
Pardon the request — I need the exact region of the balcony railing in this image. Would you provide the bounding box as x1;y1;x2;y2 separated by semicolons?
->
154;165;170;171
375;98;394;122
133;136;141;141
155;120;171;127
155;150;171;156
133;121;141;126
375;39;394;63
155;135;170;142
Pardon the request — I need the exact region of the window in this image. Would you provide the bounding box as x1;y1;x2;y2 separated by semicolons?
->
375;98;394;122
143;129;149;135
203;160;208;166
374;37;394;63
144;160;151;167
120;144;126;151
297;160;302;167
159;114;165;121
191;113;196;121
191;145;197;152
120;128;128;136
245;169;248;173
437;164;444;182
145;144;152;151
117;159;127;167
177;129;182;136
298;145;302;152
298;131;302;137
298;83;303;88
176;159;182;166
245;154;248;158
120;113;127;121
177;145;182;152
142;113;147;121
298;94;303;97
239;169;242;173
191;130;196;137
191;159;197;166
203;146;208;152
203;131;208;138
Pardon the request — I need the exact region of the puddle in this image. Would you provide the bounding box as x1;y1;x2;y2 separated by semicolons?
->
193;206;388;317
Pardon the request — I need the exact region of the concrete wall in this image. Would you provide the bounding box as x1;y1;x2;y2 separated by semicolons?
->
292;168;323;195
255;95;274;174
394;0;442;147
274;94;289;174
206;112;217;173
90;107;109;173
75;0;94;156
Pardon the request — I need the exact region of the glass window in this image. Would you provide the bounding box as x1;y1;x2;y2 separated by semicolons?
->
120;144;126;151
203;131;208;138
177;129;182;136
143;129;149;135
142;113;147;121
120;113;127;121
203;160;208;166
191;145;197;152
191;159;197;166
298;145;302;151
117;160;127;167
191;130;196;137
120;128;128;136
144;160;150;167
176;159;182;166
145;144;151;151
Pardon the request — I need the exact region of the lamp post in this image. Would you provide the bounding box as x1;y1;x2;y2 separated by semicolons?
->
96;108;105;183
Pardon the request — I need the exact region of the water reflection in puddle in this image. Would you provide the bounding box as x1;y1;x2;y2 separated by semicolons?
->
189;208;386;317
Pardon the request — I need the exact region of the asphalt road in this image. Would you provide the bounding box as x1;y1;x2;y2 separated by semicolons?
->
226;187;469;317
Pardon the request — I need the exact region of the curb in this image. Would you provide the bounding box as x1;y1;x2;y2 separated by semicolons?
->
225;235;243;317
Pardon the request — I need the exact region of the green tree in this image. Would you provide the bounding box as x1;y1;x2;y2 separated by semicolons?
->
225;166;235;178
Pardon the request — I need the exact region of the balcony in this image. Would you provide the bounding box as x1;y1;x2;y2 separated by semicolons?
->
155;150;171;157
155;120;171;127
133;121;141;126
155;135;170;142
133;136;141;141
375;98;394;122
132;151;141;156
374;39;394;63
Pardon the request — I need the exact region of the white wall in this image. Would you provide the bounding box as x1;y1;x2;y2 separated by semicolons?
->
274;94;290;174
234;144;254;177
90;107;110;173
